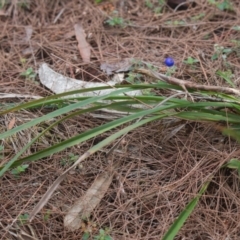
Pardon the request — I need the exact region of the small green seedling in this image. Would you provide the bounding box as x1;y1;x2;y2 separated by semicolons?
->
20;67;39;85
43;210;51;221
191;13;205;21
158;0;165;5
106;16;125;27
125;72;142;84
232;26;240;31
82;232;91;240
11;164;29;176
95;0;103;3
82;228;112;240
165;66;177;76
223;158;240;177
184;57;199;65
60;153;79;166
18;213;29;225
94;229;112;240
208;0;233;11
145;62;157;72
145;0;165;13
145;0;154;9
155;0;165;13
211;44;232;61
20;67;36;80
106;11;125;27
216;70;235;88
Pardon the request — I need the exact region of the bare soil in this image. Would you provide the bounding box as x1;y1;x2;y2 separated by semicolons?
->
1;0;240;239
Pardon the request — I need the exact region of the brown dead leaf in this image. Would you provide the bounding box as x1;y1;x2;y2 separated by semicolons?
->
74;23;91;63
29;151;91;222
64;172;113;231
8;117;16;130
100;58;133;75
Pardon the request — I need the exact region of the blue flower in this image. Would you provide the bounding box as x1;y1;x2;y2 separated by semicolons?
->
164;57;174;67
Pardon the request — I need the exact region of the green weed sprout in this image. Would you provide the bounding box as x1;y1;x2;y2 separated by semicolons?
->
106;11;125;27
11;164;29;176
208;0;233;11
184;57;199;65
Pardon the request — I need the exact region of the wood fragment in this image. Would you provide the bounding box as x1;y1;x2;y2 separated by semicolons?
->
74;23;91;63
137;68;240;96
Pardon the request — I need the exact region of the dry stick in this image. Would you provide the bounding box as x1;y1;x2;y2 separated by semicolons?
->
0;93;42;99
137;68;240;96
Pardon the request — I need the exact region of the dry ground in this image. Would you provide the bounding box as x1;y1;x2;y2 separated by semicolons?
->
1;0;240;239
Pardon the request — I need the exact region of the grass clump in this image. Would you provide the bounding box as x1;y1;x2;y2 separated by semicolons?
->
2;75;240;237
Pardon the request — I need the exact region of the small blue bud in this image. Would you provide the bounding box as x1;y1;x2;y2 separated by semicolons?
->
164;57;174;67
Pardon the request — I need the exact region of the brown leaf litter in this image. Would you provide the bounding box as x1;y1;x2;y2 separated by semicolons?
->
1;0;240;239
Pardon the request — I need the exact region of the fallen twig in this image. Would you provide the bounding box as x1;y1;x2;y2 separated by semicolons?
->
0;93;42;99
137;68;240;96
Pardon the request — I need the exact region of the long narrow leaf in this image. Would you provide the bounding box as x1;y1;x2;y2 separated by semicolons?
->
4;104;178;169
0;105;106;176
0;100;140;175
162;182;210;240
0;85;118;115
0;82;178;115
176;111;240;123
4;100;240;170
0;88;137;140
29;115;162;221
